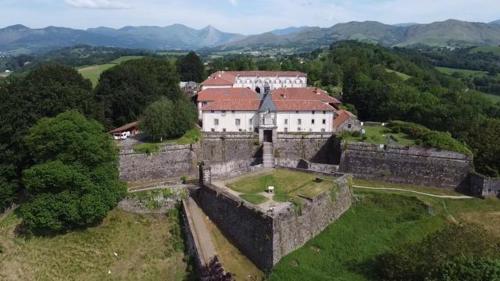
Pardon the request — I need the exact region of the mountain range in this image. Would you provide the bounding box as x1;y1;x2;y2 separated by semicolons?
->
1;19;500;54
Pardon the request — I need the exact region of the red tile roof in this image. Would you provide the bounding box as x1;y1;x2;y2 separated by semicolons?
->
109;121;139;133
198;88;259;102
202;100;261;111
333;110;355;129
272;87;340;104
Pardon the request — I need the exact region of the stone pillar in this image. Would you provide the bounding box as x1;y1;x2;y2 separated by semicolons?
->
199;162;212;186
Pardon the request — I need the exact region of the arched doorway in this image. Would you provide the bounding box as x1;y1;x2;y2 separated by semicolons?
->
255;86;261;94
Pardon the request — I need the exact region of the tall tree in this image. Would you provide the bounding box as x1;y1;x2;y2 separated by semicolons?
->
95;57;181;128
141;97;197;141
176;51;205;82
19;111;126;235
0;64;94;211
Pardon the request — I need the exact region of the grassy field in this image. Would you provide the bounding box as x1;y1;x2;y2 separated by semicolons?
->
0;209;193;281
78;56;144;87
481;92;500;103
470;46;500;56
435;66;488;77
341;125;416;146
385;68;411;80
270;189;500;281
228;169;336;204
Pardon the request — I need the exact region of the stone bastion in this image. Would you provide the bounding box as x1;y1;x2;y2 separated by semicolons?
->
192;166;353;271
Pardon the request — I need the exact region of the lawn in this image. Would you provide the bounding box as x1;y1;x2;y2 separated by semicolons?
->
227;169;336;204
133;128;202;154
269;189;500;281
0;209;193;281
77;56;144;87
341;125;416;146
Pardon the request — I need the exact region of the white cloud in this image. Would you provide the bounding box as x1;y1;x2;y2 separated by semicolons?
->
65;0;130;9
228;0;238;6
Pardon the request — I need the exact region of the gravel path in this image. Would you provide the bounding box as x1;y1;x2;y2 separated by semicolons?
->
353;185;474;199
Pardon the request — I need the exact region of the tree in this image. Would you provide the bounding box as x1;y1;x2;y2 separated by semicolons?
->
95;57;182;128
18;111;126;234
176;51;205;82
0;64;94;211
141;97;197;141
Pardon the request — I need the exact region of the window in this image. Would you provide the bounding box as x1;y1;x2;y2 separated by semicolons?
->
284;119;288;125
239;129;243;132
231;110;235;113
249;118;253;124
312;119;315;125
322;119;326;124
298;119;302;125
222;110;226;116
223;128;226;132
298;127;302;131
211;110;214;113
323;111;326;114
235;119;241;126
348;124;352;129
214;119;219;126
211;128;215;132
321;128;326;132
312;111;315;114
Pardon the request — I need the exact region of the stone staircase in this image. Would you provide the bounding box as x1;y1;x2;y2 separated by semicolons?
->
263;142;275;168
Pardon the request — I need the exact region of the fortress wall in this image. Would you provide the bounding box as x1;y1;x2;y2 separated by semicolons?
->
469;173;500;198
274;133;340;164
119;144;198;182
193;184;275;271
339;142;473;188
272;175;353;264
195;168;353;271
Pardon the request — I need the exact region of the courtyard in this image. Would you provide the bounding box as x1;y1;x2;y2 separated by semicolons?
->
219;169;338;208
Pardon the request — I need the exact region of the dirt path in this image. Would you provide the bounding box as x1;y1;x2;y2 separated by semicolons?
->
184;198;217;265
353;185;474;199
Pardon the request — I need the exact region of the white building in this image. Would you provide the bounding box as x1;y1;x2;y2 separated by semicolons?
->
201;71;307;91
198;71;359;142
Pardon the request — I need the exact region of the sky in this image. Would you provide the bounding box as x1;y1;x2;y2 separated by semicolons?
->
0;0;499;34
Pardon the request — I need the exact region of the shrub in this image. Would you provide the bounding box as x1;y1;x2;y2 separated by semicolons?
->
375;224;500;281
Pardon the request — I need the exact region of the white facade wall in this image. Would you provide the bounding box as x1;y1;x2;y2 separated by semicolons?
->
233;76;307;90
202;110;334;133
202;111;258;132
276;111;334;133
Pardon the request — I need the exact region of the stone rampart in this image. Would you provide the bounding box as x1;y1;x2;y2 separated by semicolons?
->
339;142;473;188
274;133;339;164
119;144;198;182
194;169;353;271
469;173;500;198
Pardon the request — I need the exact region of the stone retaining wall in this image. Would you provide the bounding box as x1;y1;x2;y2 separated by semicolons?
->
339;142;473;189
274;133;339;164
119;144;198;182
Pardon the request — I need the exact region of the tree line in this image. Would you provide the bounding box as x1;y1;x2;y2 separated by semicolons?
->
0;55;199;234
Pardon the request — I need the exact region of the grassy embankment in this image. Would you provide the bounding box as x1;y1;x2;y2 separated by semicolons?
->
270;186;500;281
340;124;416;146
77;56;144;87
132;127;202;154
0;209;193;281
227;169;336;205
